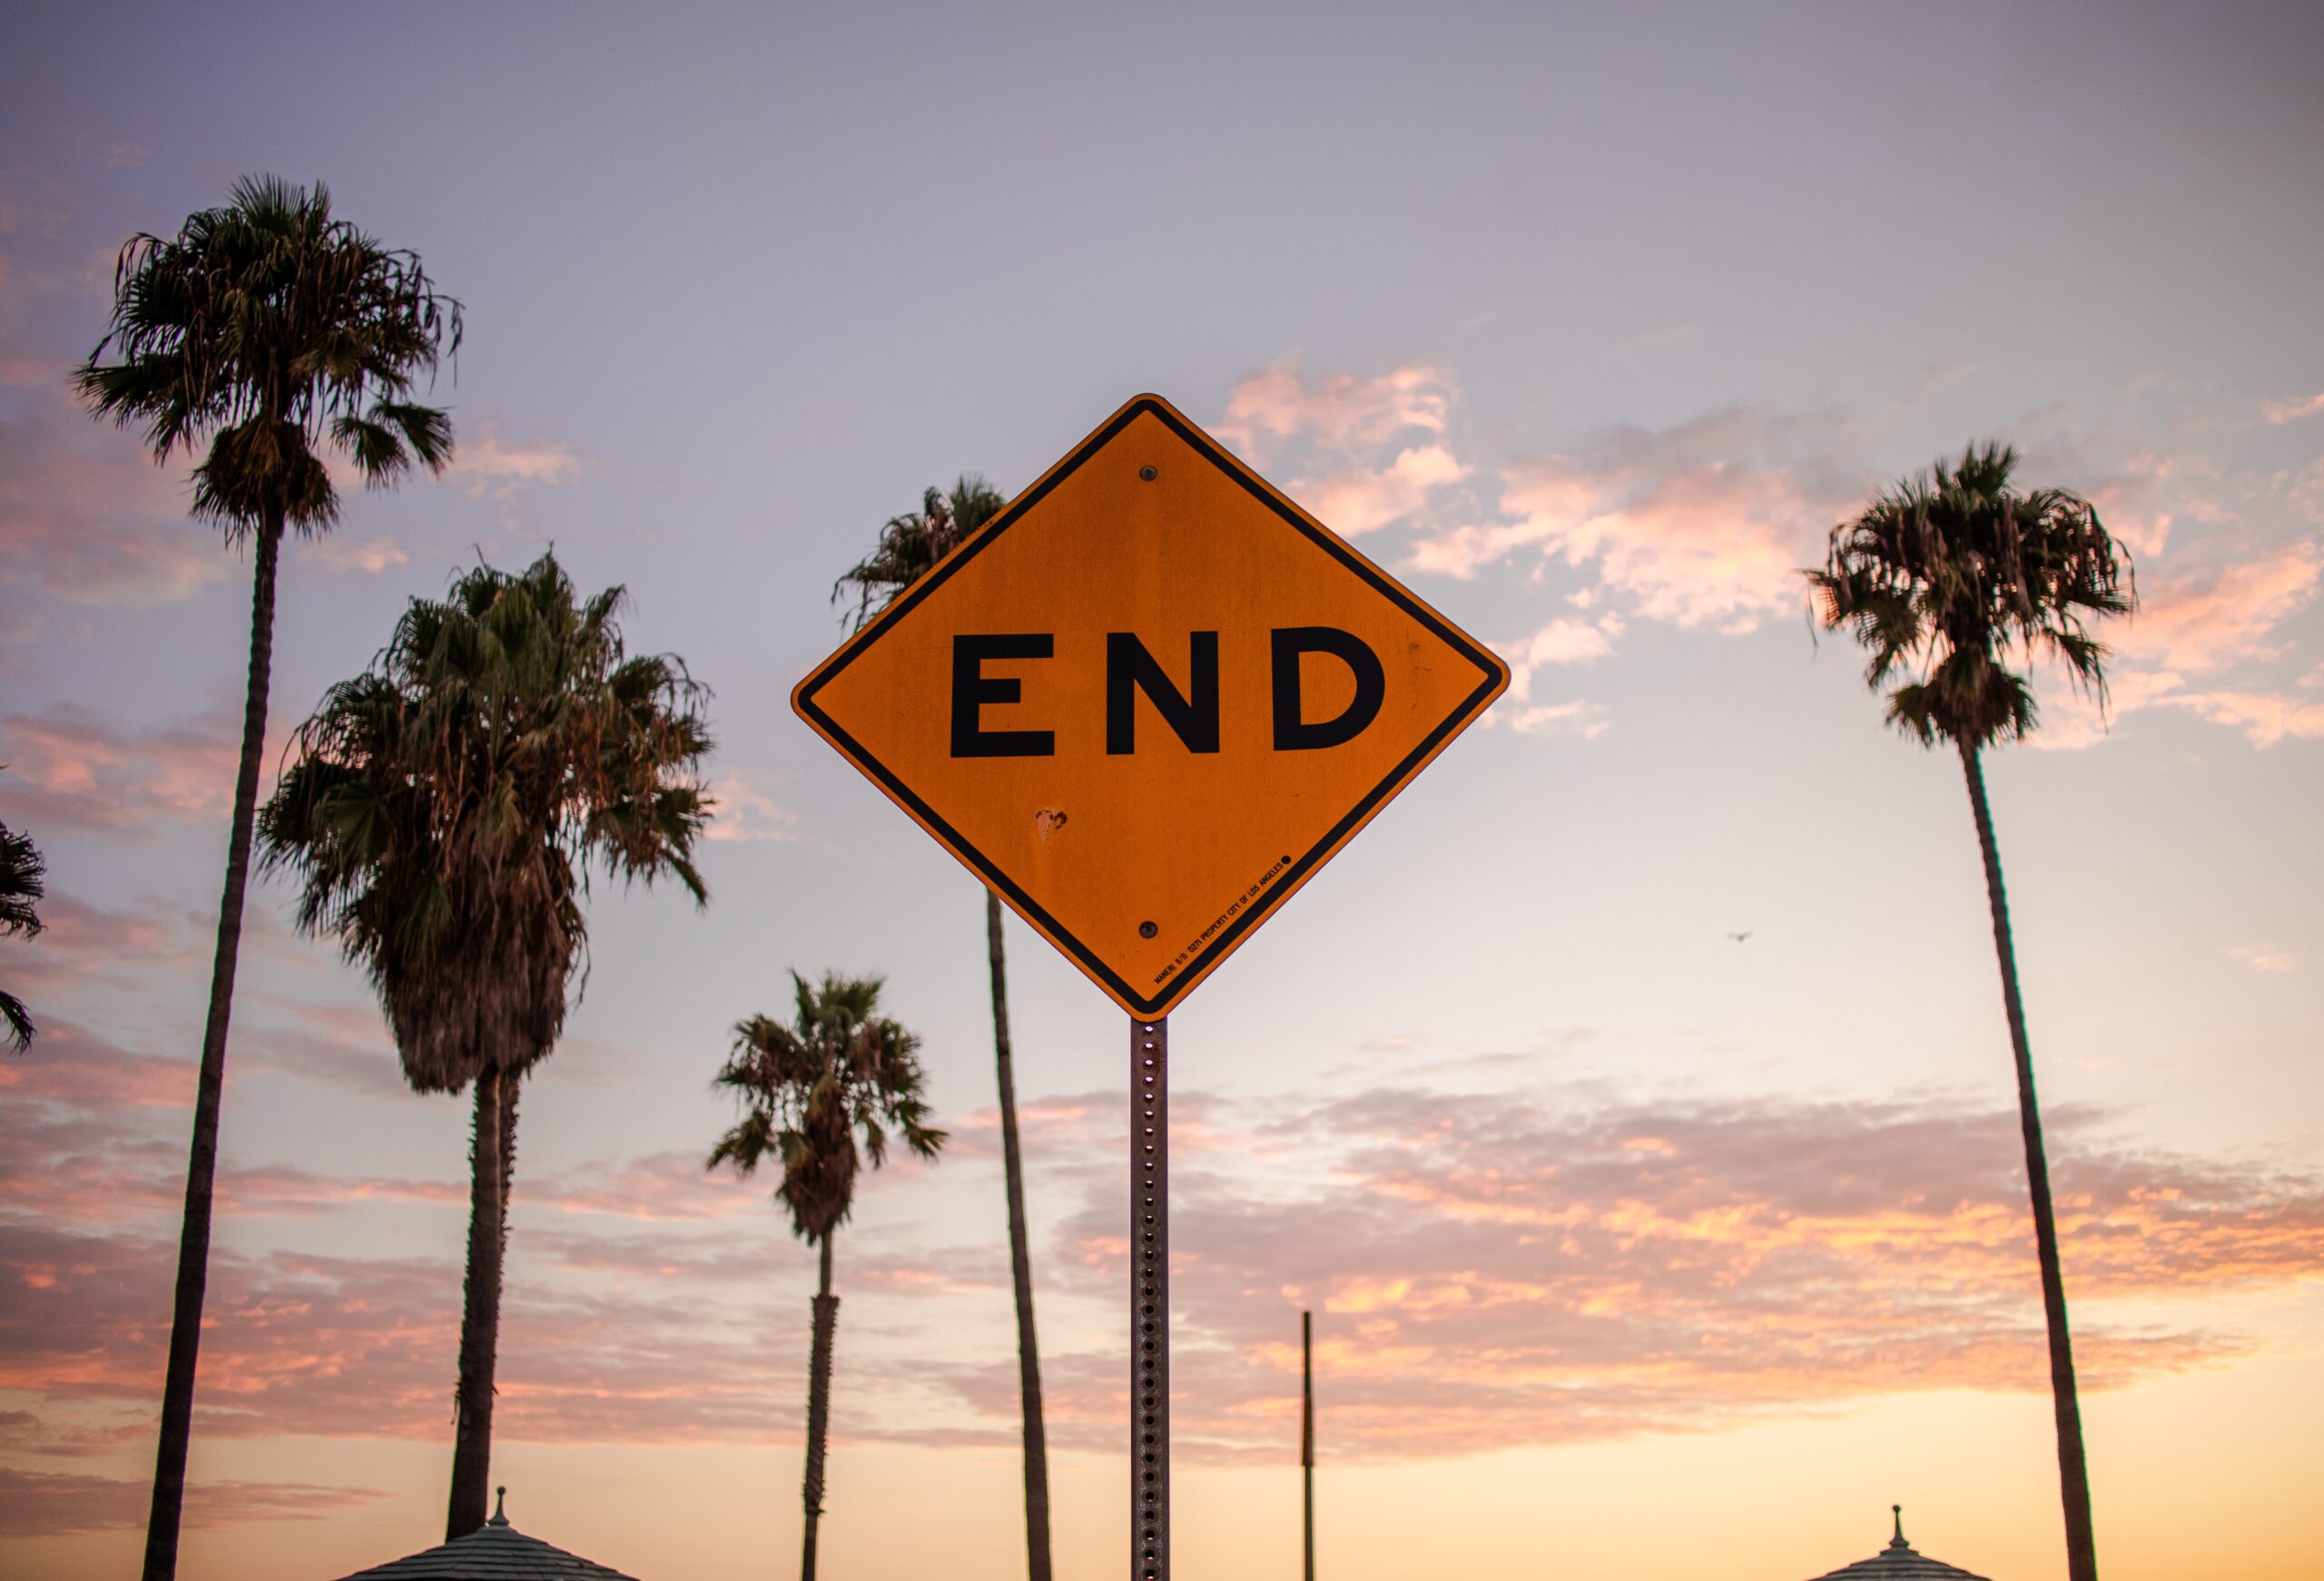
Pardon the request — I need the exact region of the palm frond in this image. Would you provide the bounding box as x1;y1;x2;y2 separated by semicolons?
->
260;549;712;1094
75;174;462;545
1803;439;2137;751
832;474;1010;632
0;818;44;939
707;970;944;1243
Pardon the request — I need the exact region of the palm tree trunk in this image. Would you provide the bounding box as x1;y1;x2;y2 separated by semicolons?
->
1960;742;2098;1581
987;888;1054;1581
142;517;282;1581
801;1234;840;1581
447;1065;513;1539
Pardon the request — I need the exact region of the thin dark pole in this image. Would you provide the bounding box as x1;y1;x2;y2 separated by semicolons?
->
1132;1016;1168;1581
1301;1310;1315;1581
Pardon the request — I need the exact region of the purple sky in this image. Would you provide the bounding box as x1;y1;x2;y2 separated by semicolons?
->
3;4;2320;1578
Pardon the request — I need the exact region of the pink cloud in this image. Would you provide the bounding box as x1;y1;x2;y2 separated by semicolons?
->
1481;616;1620;737
1435;411;1865;631
965;1087;2322;1462
2262;392;2324;426
2158;687;2324;746
2029;530;2321;751
0;381;226;613
2118;539;2321;673
701;770;797;843
1492;700;1611;739
448;420;589;525
1215;362;1455;462
2073;446;2196;558
1494;615;1617;694
1295;444;1469;537
2230;943;2294;973
8;890;205;1006
0;703;242;834
522;1150;765;1222
0;1017;194;1115
9;1054;2315;1470
298;535;409;576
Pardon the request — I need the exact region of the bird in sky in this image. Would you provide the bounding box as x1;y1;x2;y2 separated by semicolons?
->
1727;931;1752;943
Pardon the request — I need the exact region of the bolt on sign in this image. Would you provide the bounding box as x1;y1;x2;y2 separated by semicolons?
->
793;394;1510;1017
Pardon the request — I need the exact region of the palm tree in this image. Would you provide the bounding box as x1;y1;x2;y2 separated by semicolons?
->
835;476;1055;1581
1;813;44;1052
260;550;713;1539
709;971;945;1581
1807;440;2133;1581
74;173;460;1581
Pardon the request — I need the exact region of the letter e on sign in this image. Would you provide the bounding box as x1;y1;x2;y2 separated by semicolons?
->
793;394;1510;1016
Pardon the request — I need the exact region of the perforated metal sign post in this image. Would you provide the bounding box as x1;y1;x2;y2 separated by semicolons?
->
793;395;1507;1577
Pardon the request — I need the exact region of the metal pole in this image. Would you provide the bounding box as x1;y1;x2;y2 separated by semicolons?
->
1301;1310;1314;1581
1132;1016;1169;1581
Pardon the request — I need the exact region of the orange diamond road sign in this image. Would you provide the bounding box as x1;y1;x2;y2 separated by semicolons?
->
794;394;1510;1017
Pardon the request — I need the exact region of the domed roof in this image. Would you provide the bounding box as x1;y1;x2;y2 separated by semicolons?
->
1807;1507;1993;1581
330;1490;645;1581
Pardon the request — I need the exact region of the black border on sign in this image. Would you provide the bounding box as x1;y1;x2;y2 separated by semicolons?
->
793;395;1508;1017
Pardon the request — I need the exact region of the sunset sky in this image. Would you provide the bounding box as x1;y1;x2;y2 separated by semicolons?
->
3;4;2320;1579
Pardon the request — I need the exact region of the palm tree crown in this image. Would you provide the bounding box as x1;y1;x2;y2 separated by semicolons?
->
710;971;946;1242
1807;440;2134;749
76;173;460;539
833;475;1007;630
261;549;714;1091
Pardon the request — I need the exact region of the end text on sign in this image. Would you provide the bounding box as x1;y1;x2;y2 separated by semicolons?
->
951;628;1387;758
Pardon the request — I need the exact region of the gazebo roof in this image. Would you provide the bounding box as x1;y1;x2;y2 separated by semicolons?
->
1807;1507;1994;1581
331;1490;644;1581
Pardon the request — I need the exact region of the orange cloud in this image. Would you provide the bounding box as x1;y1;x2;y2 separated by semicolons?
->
8;1044;2315;1470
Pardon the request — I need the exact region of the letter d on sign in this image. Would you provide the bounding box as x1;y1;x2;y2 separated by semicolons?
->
1272;627;1385;751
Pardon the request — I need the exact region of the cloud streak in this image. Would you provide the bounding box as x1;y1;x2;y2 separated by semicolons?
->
0;704;243;835
1413;407;1868;633
5;1024;2316;1467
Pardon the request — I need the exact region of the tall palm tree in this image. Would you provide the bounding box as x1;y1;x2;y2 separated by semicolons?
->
835;476;1055;1581
0;813;44;1052
709;971;945;1581
1807;440;2133;1581
261;550;713;1539
74;173;460;1581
